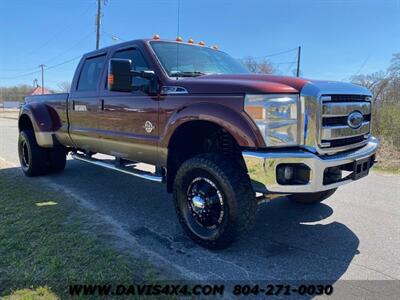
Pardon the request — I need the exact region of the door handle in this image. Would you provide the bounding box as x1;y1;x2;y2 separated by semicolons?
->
100;99;105;111
72;100;75;110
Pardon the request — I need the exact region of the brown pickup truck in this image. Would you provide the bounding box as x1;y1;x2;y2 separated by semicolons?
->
18;37;378;249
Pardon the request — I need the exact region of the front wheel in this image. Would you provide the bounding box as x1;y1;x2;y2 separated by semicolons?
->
173;154;257;249
288;188;337;204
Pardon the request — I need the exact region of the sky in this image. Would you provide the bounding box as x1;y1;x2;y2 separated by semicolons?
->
0;0;399;90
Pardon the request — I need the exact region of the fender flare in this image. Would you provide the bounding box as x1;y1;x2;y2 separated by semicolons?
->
19;103;62;147
160;102;265;149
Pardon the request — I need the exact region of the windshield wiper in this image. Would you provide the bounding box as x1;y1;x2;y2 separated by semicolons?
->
171;71;206;77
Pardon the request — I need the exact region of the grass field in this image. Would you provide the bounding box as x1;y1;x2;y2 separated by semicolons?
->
0;166;160;299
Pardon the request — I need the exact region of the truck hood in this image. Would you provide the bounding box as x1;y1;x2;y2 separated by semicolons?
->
172;74;310;94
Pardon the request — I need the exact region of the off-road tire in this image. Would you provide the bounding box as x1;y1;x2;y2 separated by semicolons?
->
48;147;67;174
18;130;49;177
173;153;257;249
288;188;337;204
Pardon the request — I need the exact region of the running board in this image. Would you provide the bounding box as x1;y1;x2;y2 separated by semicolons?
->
71;153;163;183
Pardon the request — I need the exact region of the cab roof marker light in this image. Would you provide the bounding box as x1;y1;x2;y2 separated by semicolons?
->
176;36;183;42
198;41;205;46
153;34;160;40
188;38;194;44
212;45;219;50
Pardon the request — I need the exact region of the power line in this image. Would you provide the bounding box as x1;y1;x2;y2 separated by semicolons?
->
0;55;81;80
177;0;181;37
103;31;126;42
0;66;38;72
44;30;95;64
13;4;94;62
0;4;94;74
285;53;298;76
269;61;297;65
0;30;93;74
0;69;41;80
252;47;298;59
45;55;82;70
354;55;370;76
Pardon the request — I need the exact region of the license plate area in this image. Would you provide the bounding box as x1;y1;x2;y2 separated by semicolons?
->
353;157;370;180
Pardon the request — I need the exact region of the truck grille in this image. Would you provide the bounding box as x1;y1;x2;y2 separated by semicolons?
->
319;94;371;152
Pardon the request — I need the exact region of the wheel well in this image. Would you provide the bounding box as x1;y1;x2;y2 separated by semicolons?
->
166;121;246;193
19;114;34;132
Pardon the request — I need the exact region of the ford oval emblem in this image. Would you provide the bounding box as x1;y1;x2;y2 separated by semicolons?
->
347;111;364;129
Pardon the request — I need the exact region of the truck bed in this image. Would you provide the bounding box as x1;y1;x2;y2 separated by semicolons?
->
25;93;69;105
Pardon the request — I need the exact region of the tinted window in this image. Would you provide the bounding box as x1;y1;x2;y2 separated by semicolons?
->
77;54;106;91
150;41;249;77
111;48;150;91
113;48;149;71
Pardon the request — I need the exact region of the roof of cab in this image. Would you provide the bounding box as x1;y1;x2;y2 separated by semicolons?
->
82;38;218;58
83;39;149;57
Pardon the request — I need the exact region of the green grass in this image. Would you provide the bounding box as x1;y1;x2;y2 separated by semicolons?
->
2;287;58;300
373;164;400;175
0;167;159;299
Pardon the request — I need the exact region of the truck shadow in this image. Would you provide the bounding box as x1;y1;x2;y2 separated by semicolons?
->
22;160;361;288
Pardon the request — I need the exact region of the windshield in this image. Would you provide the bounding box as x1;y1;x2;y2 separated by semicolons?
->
150;41;249;77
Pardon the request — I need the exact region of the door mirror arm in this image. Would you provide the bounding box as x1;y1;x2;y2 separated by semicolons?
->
131;70;160;95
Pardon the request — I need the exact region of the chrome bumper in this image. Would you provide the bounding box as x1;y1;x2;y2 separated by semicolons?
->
243;137;379;194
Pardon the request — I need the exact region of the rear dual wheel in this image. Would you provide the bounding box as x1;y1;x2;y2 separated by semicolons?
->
18;130;66;177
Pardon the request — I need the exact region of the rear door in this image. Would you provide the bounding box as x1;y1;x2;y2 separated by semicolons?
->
97;46;159;164
68;53;107;152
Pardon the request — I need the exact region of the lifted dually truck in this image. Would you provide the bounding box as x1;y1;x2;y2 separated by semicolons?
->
18;37;378;249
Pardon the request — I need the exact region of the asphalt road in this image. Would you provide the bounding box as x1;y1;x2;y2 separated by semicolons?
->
1;117;399;298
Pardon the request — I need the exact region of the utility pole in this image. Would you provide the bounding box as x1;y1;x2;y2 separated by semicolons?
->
38;64;46;94
296;46;301;77
96;0;101;49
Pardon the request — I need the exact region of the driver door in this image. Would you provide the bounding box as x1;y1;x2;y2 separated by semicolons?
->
97;46;159;165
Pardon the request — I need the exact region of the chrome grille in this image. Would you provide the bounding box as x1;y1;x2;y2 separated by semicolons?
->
319;94;371;152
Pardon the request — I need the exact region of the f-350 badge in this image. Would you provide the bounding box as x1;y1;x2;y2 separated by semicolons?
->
143;121;155;133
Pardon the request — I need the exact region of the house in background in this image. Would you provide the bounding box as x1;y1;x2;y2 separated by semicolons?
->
31;86;51;95
0;86;52;110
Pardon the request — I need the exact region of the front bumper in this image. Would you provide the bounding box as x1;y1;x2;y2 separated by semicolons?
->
243;137;379;194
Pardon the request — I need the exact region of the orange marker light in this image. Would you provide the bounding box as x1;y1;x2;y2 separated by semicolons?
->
176;36;183;42
188;38;194;44
198;41;205;46
153;34;160;40
108;74;114;86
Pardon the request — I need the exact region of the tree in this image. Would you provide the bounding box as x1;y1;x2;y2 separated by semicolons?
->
351;53;400;104
240;57;275;74
57;81;71;93
0;85;35;102
350;71;390;103
388;53;400;77
351;52;400;156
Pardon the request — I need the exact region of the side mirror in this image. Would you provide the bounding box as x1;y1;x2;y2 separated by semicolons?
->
131;70;159;95
108;58;159;94
108;59;132;92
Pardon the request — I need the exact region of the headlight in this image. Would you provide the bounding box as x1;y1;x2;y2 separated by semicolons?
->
245;94;299;146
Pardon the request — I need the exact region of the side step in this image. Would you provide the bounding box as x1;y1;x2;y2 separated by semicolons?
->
71;153;163;183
